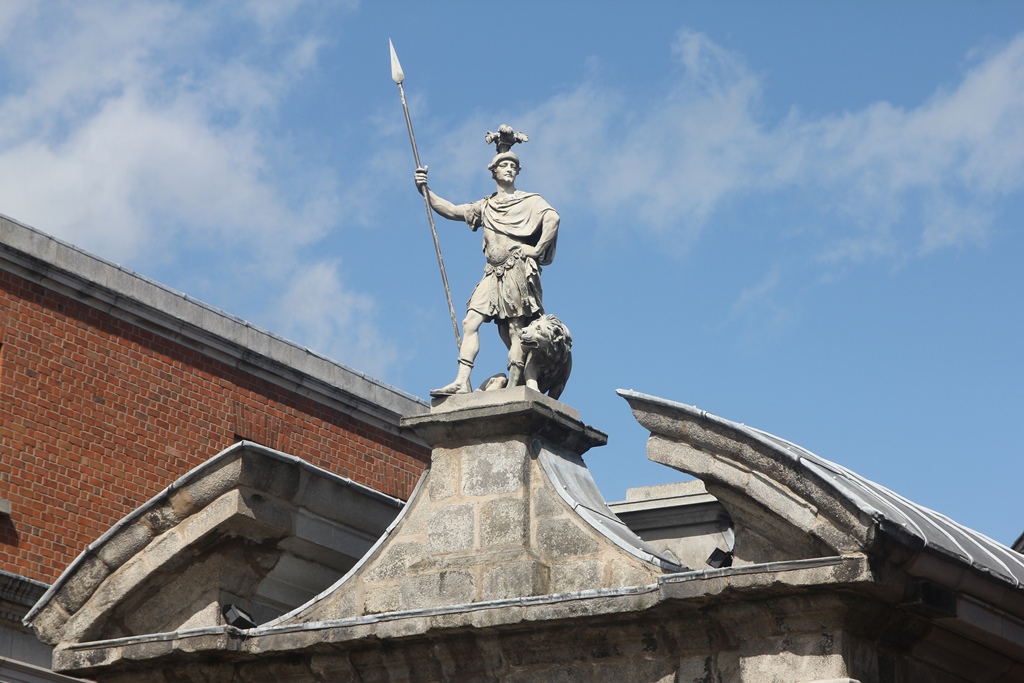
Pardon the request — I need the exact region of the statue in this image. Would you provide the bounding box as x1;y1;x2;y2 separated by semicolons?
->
415;125;566;397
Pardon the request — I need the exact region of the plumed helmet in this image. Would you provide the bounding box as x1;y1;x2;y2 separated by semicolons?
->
485;124;528;171
488;150;521;171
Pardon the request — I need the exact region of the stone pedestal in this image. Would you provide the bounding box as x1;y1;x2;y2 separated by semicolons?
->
283;388;677;621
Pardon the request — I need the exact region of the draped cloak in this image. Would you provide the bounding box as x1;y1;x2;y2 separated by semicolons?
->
463;192;558;322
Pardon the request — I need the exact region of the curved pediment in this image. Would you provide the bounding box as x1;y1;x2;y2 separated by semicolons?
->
26;442;402;646
619;389;1024;593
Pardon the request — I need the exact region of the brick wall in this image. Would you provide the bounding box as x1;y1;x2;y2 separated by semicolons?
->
0;270;430;584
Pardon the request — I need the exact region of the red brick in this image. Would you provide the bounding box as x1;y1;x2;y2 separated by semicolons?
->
0;270;429;584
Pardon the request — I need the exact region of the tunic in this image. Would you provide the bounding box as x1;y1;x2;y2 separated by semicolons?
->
463;192;558;322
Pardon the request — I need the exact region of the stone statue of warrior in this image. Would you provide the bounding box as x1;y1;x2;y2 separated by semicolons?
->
415;125;559;396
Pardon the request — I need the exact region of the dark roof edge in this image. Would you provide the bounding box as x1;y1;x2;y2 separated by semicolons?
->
0;569;48;609
0;214;429;433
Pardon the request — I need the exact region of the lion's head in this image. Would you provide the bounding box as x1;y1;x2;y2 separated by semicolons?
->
520;315;571;356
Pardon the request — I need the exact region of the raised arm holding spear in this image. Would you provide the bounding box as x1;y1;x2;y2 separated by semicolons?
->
389;39;462;355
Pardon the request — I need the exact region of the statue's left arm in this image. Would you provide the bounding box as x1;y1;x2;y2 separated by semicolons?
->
519;208;559;265
535;210;559;263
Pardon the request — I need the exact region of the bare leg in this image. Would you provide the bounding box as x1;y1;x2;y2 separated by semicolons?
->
431;310;486;396
495;319;522;386
496;319;512;351
506;317;528;388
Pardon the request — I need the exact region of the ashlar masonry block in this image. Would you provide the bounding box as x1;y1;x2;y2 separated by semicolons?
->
428;504;475;552
482;558;548;600
461;439;527;496
481;497;529;547
400;570;476;610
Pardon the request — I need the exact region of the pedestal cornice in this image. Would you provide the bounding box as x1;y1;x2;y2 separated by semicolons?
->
401;387;607;456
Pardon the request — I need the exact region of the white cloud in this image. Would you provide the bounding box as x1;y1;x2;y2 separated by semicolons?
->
919;196;992;254
0;87;308;262
733;266;781;315
265;261;398;378
754;34;1024;261
0;1;395;374
422;29;1024;266
730;266;795;341
0;1;316;261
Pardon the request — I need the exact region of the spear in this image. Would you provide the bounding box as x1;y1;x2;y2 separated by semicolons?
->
390;39;462;354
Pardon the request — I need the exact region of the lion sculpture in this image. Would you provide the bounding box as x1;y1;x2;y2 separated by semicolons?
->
518;314;572;400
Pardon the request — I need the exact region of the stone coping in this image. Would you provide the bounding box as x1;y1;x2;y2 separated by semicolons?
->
0;213;428;433
620;479;709;502
608;480;720;515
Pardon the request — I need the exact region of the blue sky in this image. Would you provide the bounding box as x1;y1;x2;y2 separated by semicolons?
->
0;1;1021;545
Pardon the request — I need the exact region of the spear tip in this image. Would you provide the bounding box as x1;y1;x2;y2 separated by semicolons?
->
389;38;405;84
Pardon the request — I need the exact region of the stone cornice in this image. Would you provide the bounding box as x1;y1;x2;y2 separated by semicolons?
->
51;554;874;674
